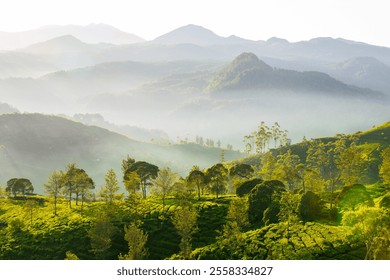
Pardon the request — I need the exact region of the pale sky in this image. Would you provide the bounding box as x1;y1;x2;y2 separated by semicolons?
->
0;0;389;47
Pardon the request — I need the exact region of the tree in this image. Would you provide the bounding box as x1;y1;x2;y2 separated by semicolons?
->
226;197;249;230
271;122;281;148
172;206;198;259
379;147;390;190
274;150;301;190
173;177;195;206
218;197;249;259
336;141;368;186
205;163;228;198
306;139;343;210
247;180;285;225
124;171;141;195
74;169;95;209
121;155;135;174
342;206;390;259
99;169;121;206
124;161;159;199
6;178;34;197
187;166;205;200
243;121;273;154
151;167;177;209
44;170;65;216
299;191;324;222
88;212;115;259
120;223;148;260
259;153;278;180
336;184;374;212
278;191;302;235
23;199;38;226
236;178;263;197
229;163;254;180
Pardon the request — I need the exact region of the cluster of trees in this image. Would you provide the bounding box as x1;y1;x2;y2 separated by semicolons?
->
257;135;376;211
5;178;34;197
44;163;95;215
176;135;233;150
244;122;290;154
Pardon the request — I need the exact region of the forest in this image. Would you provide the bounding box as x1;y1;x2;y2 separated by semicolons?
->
0;121;389;260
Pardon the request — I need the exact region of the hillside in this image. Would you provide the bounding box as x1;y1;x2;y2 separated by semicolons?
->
207;53;386;99
0;113;243;193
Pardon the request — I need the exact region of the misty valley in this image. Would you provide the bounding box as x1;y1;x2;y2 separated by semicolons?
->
0;24;389;260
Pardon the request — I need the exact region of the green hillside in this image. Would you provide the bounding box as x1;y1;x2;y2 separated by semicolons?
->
0;119;388;260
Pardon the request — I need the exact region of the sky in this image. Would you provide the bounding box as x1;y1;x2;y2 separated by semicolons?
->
0;0;389;47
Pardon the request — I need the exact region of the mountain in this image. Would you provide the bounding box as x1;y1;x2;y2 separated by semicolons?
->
0;113;243;193
153;24;253;46
207;52;386;99
325;57;390;95
24;35;100;54
0;23;144;50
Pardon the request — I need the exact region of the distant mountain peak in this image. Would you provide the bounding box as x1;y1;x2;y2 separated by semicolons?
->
230;52;273;72
24;34;89;54
207;52;273;91
153;24;253;46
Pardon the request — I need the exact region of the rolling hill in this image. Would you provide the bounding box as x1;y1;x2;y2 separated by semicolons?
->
0;113;243;193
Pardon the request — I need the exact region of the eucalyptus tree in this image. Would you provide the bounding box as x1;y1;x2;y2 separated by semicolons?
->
44;170;65;215
187;166;205;200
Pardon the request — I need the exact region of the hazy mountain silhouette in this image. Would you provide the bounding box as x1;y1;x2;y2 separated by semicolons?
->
0;23;144;50
325;57;390;95
153;24;253;46
207;53;386;99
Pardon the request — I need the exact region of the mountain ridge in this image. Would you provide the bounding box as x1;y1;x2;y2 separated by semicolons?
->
0;23;144;50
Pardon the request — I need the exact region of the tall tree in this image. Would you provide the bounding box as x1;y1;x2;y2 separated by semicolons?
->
44;170;65;216
99;169;121;206
172;206;198;259
306;139;342;210
336;141;368;186
274;150;301;190
23;199;38;226
121;155;136;174
124;161;159;199
278;191;302;236
206;163;228;198
259;152;278;180
151;167;177;210
88;212;115;259
63;163;94;209
187;166;205;200
271;122;281;148
119;223;148;260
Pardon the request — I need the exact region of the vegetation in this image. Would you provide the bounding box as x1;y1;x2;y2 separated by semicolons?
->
0;121;389;260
